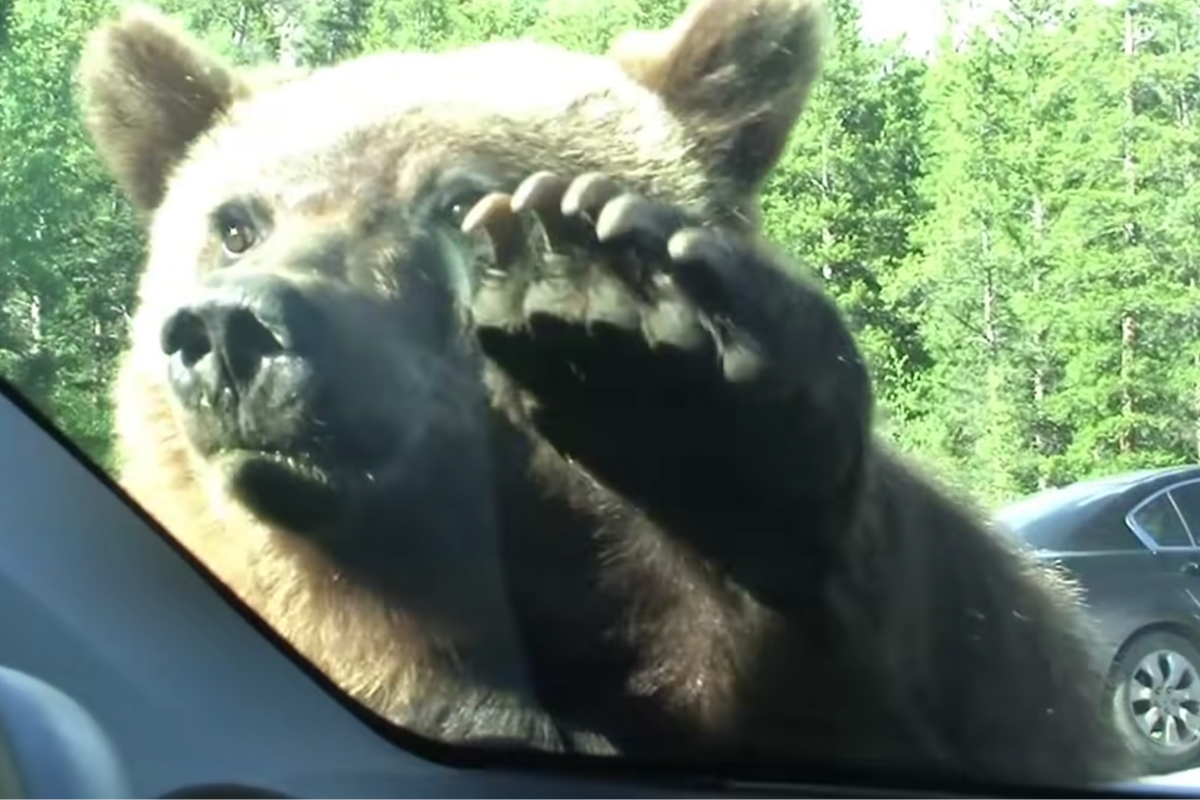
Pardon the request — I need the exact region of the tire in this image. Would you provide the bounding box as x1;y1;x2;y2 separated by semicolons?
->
1109;630;1200;775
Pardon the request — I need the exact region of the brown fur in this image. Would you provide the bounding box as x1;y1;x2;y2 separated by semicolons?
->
79;0;1133;785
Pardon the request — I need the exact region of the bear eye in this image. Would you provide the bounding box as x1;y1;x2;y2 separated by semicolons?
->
212;205;260;257
221;219;257;255
443;189;488;228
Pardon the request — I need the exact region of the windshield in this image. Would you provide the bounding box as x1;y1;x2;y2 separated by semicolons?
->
4;0;1200;792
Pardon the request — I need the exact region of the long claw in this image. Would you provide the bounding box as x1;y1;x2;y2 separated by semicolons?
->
462;192;525;270
562;172;622;221
595;195;683;248
513;172;576;254
511;171;568;213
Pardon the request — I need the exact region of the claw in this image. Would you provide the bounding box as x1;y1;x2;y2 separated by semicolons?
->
562;173;622;221
667;227;729;266
511;171;568;213
664;227;737;313
512;172;576;255
595;195;683;248
462;192;525;270
460;191;509;236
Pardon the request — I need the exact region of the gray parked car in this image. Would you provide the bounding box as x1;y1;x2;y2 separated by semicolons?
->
996;466;1200;775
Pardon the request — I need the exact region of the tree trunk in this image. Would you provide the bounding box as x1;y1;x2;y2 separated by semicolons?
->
1118;3;1138;456
1030;195;1049;489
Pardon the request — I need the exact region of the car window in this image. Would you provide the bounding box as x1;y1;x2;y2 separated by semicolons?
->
5;0;1200;791
1130;493;1194;549
1167;482;1200;540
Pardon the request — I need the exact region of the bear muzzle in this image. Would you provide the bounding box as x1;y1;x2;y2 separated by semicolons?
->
159;271;326;454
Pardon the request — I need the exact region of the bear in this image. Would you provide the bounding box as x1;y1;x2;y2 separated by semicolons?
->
76;0;1133;786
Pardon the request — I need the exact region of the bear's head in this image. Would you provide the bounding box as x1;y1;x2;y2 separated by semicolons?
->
80;0;825;546
76;0;828;726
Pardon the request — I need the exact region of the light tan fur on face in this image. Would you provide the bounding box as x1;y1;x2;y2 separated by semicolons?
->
111;358;439;717
82;0;828;726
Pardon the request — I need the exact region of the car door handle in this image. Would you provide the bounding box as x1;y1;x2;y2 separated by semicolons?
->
1183;562;1200;577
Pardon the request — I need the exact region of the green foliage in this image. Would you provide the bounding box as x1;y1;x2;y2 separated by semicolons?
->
0;0;142;470
1;0;1198;508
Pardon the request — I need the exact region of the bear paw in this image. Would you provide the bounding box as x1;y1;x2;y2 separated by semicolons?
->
462;171;771;410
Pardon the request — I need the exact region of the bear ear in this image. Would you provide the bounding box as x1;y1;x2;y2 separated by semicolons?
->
77;4;246;214
610;0;827;191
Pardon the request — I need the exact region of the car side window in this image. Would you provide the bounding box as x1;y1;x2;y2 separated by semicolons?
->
1130;492;1194;548
1165;482;1200;544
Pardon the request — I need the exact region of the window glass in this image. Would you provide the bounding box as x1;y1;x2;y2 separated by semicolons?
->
3;0;1196;788
1167;482;1200;542
1131;494;1193;549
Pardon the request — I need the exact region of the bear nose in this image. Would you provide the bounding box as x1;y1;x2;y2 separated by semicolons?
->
161;273;319;406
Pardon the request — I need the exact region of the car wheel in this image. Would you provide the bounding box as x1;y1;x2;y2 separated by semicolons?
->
1110;630;1200;774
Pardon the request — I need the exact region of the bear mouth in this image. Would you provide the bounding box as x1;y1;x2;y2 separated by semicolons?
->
215;446;371;538
178;386;406;540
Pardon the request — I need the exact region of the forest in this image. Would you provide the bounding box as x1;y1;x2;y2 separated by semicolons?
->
0;0;1198;510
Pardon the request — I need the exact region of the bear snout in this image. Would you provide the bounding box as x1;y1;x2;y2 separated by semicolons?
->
160;272;325;435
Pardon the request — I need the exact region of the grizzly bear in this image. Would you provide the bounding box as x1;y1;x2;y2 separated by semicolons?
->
76;0;1131;787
